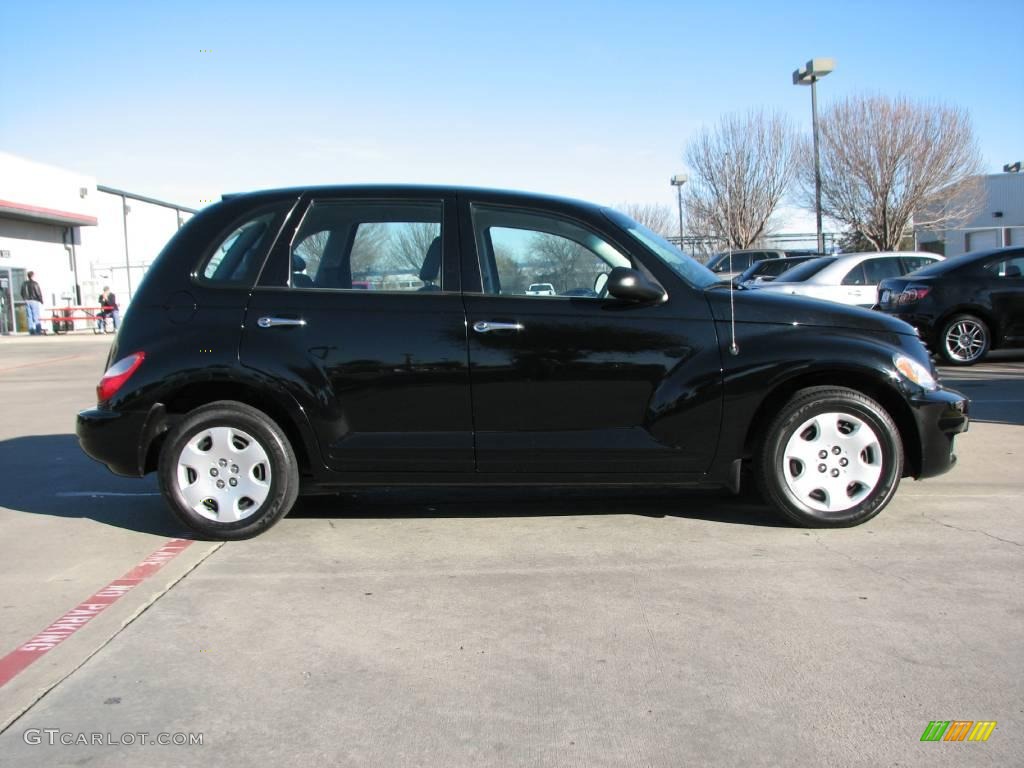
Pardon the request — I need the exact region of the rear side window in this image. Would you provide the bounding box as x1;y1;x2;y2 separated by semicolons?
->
289;201;446;291
201;212;279;285
983;256;1024;278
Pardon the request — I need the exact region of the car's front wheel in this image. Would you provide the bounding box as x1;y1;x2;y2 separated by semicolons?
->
755;387;903;528
939;313;990;366
158;401;299;539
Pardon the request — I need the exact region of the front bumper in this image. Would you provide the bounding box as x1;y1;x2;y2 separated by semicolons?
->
909;387;969;479
77;404;167;477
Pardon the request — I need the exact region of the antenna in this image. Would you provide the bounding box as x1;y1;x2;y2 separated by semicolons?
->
724;154;739;356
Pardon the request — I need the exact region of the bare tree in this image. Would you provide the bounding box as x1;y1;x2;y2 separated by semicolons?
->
350;223;389;277
803;95;983;252
389;222;441;274
293;229;330;276
683;110;798;249
494;246;529;295
617;203;674;236
528;233;604;294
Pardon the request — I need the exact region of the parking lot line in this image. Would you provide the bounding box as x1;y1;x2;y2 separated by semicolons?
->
0;354;84;375
55;492;162;497
0;539;193;689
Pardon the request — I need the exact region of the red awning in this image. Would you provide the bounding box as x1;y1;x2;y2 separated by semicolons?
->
0;198;98;227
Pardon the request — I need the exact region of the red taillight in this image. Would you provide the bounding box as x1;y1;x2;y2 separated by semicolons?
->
97;352;146;403
896;286;931;305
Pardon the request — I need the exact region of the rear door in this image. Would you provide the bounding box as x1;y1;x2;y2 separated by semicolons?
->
239;192;474;473
984;254;1024;342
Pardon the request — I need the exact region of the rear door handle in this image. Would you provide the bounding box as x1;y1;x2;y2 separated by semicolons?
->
473;321;524;333
257;316;306;328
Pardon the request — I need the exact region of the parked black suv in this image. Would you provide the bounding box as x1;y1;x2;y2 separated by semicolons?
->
77;186;968;538
877;246;1024;365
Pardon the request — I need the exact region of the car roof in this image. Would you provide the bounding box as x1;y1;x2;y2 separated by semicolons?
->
222;184;607;214
905;245;1024;277
800;251;941;282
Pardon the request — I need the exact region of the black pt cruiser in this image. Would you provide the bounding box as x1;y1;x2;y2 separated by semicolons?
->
76;186;968;539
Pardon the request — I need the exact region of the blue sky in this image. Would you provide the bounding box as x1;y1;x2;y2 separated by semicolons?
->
2;0;1021;218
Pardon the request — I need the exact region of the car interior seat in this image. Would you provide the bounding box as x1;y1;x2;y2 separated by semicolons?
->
418;237;442;291
291;253;315;288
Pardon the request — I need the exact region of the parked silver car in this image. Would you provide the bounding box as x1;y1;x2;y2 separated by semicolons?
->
754;251;942;307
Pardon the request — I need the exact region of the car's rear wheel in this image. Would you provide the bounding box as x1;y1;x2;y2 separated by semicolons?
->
755;387;903;528
939;313;990;366
158;401;299;539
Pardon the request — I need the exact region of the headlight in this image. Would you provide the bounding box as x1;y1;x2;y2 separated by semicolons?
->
893;353;937;391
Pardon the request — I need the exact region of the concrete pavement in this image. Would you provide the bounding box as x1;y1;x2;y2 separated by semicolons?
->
0;335;1021;766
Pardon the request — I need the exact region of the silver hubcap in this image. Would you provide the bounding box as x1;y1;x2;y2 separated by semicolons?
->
782;412;884;513
944;319;986;362
176;427;271;523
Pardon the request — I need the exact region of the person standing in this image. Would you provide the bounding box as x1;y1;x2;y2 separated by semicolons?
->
97;286;119;332
20;271;44;335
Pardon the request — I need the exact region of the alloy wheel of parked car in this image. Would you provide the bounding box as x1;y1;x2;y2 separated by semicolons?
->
756;387;903;528
158;401;299;539
939;314;990;366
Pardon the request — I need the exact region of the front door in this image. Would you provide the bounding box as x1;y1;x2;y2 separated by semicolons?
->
460;200;722;475
240;194;474;473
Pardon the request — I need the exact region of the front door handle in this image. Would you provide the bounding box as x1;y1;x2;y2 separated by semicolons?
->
473;320;524;333
257;316;307;328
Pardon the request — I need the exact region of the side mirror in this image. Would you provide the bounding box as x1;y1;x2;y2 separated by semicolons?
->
605;267;666;303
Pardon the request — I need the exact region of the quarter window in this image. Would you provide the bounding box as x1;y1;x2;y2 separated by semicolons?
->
201;211;279;285
290;201;445;291
472;205;630;298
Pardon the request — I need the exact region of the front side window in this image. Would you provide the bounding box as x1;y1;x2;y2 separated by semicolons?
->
901;256;936;273
472;205;630;298
863;257;903;283
842;263;868;286
201;211;279;285
290;201;445;291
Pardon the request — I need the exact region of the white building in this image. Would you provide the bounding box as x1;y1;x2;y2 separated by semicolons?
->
0;152;195;333
916;172;1024;258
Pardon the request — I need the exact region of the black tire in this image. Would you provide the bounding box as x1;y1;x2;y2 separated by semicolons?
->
158;401;299;540
755;387;904;528
938;313;990;366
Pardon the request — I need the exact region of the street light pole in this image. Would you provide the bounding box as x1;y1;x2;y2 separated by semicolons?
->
670;174;687;249
793;58;835;254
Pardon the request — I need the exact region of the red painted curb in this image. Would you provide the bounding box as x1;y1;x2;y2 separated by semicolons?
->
0;538;193;688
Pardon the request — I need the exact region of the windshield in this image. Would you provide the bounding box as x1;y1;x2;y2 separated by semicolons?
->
773;257;835;283
705;253;732;272
603;209;718;289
